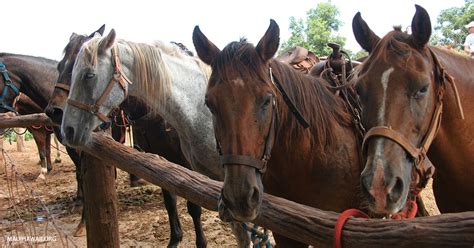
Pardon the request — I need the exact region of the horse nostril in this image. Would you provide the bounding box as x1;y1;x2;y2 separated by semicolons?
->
65;126;75;140
360;173;375;203
388;177;404;203
249;186;260;206
51;108;64;124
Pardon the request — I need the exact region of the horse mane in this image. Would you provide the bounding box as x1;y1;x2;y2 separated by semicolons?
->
82;37;210;112
214;39;351;155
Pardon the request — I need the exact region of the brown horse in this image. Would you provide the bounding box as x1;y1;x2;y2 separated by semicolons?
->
193;20;363;247
44;26;209;247
352;5;474;215
14;93;58;174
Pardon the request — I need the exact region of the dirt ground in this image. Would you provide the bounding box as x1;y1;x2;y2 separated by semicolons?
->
0;138;440;248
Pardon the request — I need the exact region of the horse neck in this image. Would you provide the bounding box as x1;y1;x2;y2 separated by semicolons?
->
1;54;57;108
117;43;215;145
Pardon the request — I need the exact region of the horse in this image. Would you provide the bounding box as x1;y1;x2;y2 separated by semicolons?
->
59;29;251;247
14;93;61;176
352;4;474;215
45;26;210;245
193;20;363;247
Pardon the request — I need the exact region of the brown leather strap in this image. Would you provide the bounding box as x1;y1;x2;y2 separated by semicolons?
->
362;126;421;159
67;98;109;122
55;83;70;92
220;155;267;173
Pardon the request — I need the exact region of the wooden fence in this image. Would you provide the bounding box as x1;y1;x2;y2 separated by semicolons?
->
1;113;473;247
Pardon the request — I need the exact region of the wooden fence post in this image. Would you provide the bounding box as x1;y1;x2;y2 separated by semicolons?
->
82;132;119;247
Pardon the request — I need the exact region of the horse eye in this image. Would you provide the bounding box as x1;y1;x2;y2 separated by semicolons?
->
85;72;96;80
204;98;215;114
414;85;428;99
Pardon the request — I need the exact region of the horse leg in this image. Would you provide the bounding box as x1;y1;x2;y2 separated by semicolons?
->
230;222;251;248
186;201;207;248
31;128;47;179
45;133;52;172
74;203;87;237
53;134;61;163
74;150;86;237
162;189;183;247
273;233;307;248
416;196;429;217
66;146;83;206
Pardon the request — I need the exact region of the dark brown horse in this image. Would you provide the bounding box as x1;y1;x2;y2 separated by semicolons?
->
44;27;208;247
352;5;474;214
14;93;58;175
194;20;363;247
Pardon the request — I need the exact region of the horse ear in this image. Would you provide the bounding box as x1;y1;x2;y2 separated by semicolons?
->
352;12;380;53
193;26;221;65
410;5;431;49
98;29;116;55
89;24;106;38
70;33;79;41
256;19;280;61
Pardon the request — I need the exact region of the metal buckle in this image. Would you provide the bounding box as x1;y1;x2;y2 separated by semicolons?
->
89;105;99;114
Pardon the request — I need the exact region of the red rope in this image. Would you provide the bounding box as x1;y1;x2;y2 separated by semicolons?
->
390;198;418;220
334;209;369;248
334;198;419;248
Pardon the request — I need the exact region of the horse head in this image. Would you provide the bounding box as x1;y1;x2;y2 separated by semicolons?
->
353;5;437;215
193;20;280;222
45;25;105;125
62;28;130;146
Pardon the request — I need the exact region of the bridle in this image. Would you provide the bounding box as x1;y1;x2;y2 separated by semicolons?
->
361;48;464;191
0;62;20;113
67;46;132;123
217;66;309;174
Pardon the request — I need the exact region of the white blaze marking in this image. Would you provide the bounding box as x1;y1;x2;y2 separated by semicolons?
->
378;67;394;124
231;78;245;87
375;67;394;159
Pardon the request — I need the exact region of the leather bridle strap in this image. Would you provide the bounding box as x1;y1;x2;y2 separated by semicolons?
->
55;83;70;92
218;97;277;174
269;67;309;128
67;46;131;123
0;62;21;113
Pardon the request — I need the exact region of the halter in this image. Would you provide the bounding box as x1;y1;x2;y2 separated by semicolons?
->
217;67;309;174
67;46;132;123
0;62;20;113
361;48;464;192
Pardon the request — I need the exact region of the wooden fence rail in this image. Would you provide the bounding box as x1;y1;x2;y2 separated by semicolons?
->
1;113;473;247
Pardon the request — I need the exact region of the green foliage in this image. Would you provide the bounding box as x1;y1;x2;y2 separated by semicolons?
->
353;50;369;61
432;0;474;49
280;2;349;56
2;129;34;142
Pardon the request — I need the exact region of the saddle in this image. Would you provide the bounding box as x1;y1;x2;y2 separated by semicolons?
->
277;46;319;73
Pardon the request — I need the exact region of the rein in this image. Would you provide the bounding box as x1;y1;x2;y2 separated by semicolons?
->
0;62;20;113
67;46;132;123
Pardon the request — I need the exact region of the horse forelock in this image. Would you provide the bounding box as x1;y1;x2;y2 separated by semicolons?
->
212;39;267;86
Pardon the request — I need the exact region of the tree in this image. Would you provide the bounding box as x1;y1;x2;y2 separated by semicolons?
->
280;2;348;56
432;0;474;49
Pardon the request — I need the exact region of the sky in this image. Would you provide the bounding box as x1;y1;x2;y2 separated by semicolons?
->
1;0;466;61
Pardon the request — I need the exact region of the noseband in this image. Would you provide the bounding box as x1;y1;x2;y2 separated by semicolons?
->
67;46;132;123
0;63;20;113
362;48;464;190
217;67;309;174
